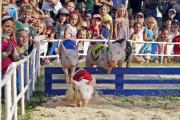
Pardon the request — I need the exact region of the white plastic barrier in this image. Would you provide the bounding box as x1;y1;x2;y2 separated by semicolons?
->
1;47;40;120
40;39;180;64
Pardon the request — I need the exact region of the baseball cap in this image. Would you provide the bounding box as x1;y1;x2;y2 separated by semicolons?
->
172;19;180;25
93;14;102;21
136;12;144;17
169;9;176;14
44;17;54;28
2;15;13;21
58;8;69;15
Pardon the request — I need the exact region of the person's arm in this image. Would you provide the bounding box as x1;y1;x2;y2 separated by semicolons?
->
99;0;113;7
110;21;113;39
2;44;13;59
11;48;20;61
130;34;135;40
95;0;103;6
143;28;152;41
114;20;118;39
126;19;129;39
143;32;152;41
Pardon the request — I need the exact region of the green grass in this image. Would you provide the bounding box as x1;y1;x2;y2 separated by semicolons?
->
113;95;180;108
19;68;50;120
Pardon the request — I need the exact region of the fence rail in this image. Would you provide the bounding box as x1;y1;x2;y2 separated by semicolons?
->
1;47;40;120
45;67;180;96
40;39;180;64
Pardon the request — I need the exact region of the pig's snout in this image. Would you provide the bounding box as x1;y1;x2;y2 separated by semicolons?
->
68;64;75;68
109;60;117;67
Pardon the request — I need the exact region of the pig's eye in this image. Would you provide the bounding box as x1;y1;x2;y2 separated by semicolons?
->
117;51;120;54
66;56;68;59
102;58;104;61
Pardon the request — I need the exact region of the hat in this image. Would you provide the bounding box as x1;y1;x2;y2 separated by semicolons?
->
172;19;179;25
44;17;54;28
58;8;69;15
136;12;144;17
169;9;176;14
93;14;102;20
102;14;112;22
2;15;13;21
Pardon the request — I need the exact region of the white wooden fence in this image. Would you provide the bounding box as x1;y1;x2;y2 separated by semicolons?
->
40;39;180;64
1;47;40;120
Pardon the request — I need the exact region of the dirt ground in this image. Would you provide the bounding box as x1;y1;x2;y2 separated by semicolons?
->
29;93;180;120
28;73;180;120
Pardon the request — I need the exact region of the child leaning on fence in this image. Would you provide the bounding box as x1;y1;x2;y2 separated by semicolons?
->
156;28;170;63
16;29;30;59
64;11;82;40
2;16;19;77
130;22;145;63
139;16;158;63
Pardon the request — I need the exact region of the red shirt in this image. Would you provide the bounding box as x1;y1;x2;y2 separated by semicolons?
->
89;25;101;38
73;69;93;81
2;37;17;76
172;36;180;54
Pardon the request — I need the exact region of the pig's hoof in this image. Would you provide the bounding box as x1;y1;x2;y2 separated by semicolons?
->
77;101;83;107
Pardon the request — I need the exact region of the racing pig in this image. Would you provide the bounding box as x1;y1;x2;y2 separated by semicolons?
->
108;39;132;67
65;69;95;107
59;39;78;83
85;44;112;73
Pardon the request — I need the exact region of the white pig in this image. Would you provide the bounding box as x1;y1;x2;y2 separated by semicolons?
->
85;44;112;73
65;69;95;107
108;39;133;67
59;39;78;83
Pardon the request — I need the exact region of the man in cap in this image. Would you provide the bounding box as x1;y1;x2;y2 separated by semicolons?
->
168;8;176;20
55;7;69;39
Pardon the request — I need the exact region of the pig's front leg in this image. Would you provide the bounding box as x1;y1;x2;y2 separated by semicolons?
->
85;57;94;67
126;53;133;67
69;67;76;83
63;67;70;83
117;61;123;67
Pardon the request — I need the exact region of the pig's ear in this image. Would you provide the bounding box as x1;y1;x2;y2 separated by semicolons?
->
71;79;78;88
120;40;127;49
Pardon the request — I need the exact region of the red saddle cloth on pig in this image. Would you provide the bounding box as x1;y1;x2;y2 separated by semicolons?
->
73;70;93;81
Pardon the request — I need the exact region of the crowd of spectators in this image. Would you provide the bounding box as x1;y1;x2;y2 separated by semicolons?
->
1;0;180;77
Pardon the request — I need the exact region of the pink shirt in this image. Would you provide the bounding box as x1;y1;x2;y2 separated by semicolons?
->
2;38;16;76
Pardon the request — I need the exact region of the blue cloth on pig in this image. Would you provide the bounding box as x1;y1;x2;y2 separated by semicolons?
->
62;39;76;50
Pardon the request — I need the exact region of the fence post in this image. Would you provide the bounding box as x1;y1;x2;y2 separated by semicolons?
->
5;77;12;120
160;43;165;64
115;70;124;95
32;51;36;91
20;64;25;115
26;60;30;101
12;68;18;120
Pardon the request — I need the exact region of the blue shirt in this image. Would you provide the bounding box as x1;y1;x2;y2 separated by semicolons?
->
143;27;154;41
